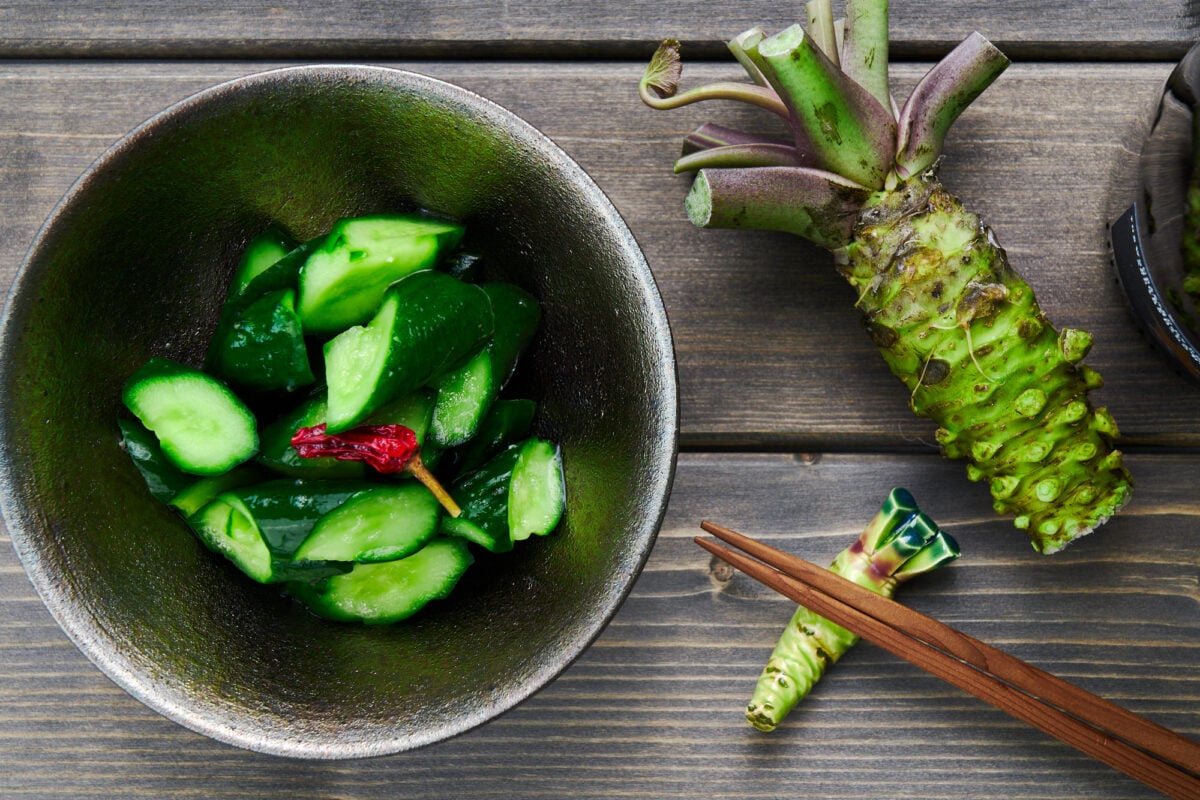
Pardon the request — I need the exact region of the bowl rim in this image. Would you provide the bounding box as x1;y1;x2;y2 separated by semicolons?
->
0;63;679;758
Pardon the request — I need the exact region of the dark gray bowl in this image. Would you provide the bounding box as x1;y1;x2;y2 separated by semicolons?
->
0;66;677;758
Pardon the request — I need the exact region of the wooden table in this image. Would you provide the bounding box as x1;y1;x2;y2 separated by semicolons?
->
2;4;1198;798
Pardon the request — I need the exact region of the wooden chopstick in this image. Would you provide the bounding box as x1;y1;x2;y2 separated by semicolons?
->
697;521;1200;800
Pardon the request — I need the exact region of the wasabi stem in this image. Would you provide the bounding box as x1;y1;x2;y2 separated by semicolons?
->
841;0;891;112
747;488;959;732
638;1;1132;551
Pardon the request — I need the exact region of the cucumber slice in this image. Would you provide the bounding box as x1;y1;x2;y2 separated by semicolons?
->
231;225;296;298
122;358;259;475
118;417;193;503
508;439;565;541
235;236;323;305
439;515;511;554
188;494;273;583
482;282;541;389
445;398;536;476
233;479;369;560
290;538;474;624
294;483;440;563
429;283;540;447
444;438;565;550
323;271;493;432
297;213;465;334
430;348;494;447
209;288;314;393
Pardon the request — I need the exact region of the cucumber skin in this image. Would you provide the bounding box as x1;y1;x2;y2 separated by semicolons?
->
323;271;494;432
209;288;315;393
118;417;194;503
122;357;259;475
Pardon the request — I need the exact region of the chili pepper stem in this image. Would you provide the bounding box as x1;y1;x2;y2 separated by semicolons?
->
406;454;462;517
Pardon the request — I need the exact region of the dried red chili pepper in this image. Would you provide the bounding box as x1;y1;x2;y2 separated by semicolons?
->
291;423;461;516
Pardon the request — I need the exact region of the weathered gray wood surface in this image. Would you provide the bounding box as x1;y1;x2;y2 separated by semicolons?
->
0;1;1196;58
0;38;1197;800
3;452;1197;798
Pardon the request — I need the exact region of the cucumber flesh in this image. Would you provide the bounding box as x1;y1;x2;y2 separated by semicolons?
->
297;213;465;334
189;495;273;583
509;439;564;541
292;538;474;624
232;225;296;298
122;358;258;475
294;483;440;563
430;348;494;447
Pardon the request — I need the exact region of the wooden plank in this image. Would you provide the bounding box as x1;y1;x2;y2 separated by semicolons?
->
1;60;1195;449
2;451;1196;798
0;2;1194;59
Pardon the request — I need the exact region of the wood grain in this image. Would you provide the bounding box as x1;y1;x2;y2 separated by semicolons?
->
0;1;1195;59
2;452;1196;798
0;60;1195;449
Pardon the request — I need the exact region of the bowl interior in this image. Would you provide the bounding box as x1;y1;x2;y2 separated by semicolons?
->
0;66;676;757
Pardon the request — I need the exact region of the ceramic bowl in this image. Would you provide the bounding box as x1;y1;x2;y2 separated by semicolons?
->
0;65;677;758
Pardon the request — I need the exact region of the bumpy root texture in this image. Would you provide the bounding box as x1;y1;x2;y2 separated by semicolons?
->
836;172;1132;552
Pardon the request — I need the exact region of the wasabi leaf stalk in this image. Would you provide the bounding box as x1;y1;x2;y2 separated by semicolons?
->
639;1;1132;552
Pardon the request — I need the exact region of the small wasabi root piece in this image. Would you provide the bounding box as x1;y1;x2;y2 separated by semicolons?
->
746;488;959;731
639;1;1133;551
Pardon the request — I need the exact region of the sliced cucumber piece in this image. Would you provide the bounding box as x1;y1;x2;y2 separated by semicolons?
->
323;271;493;432
429;283;540;447
231;225;296;299
235;236;323;305
439;515;511;554
233;479;369;560
122;358;258;475
188;479;368;583
209;288;314;393
482;282;541;389
508;439;565;541
290;538;474;624
445;398;536;476
118;417;193;503
188;494;273;583
445;437;564;550
297;213;465;334
294;483;440;563
430;348;494;447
